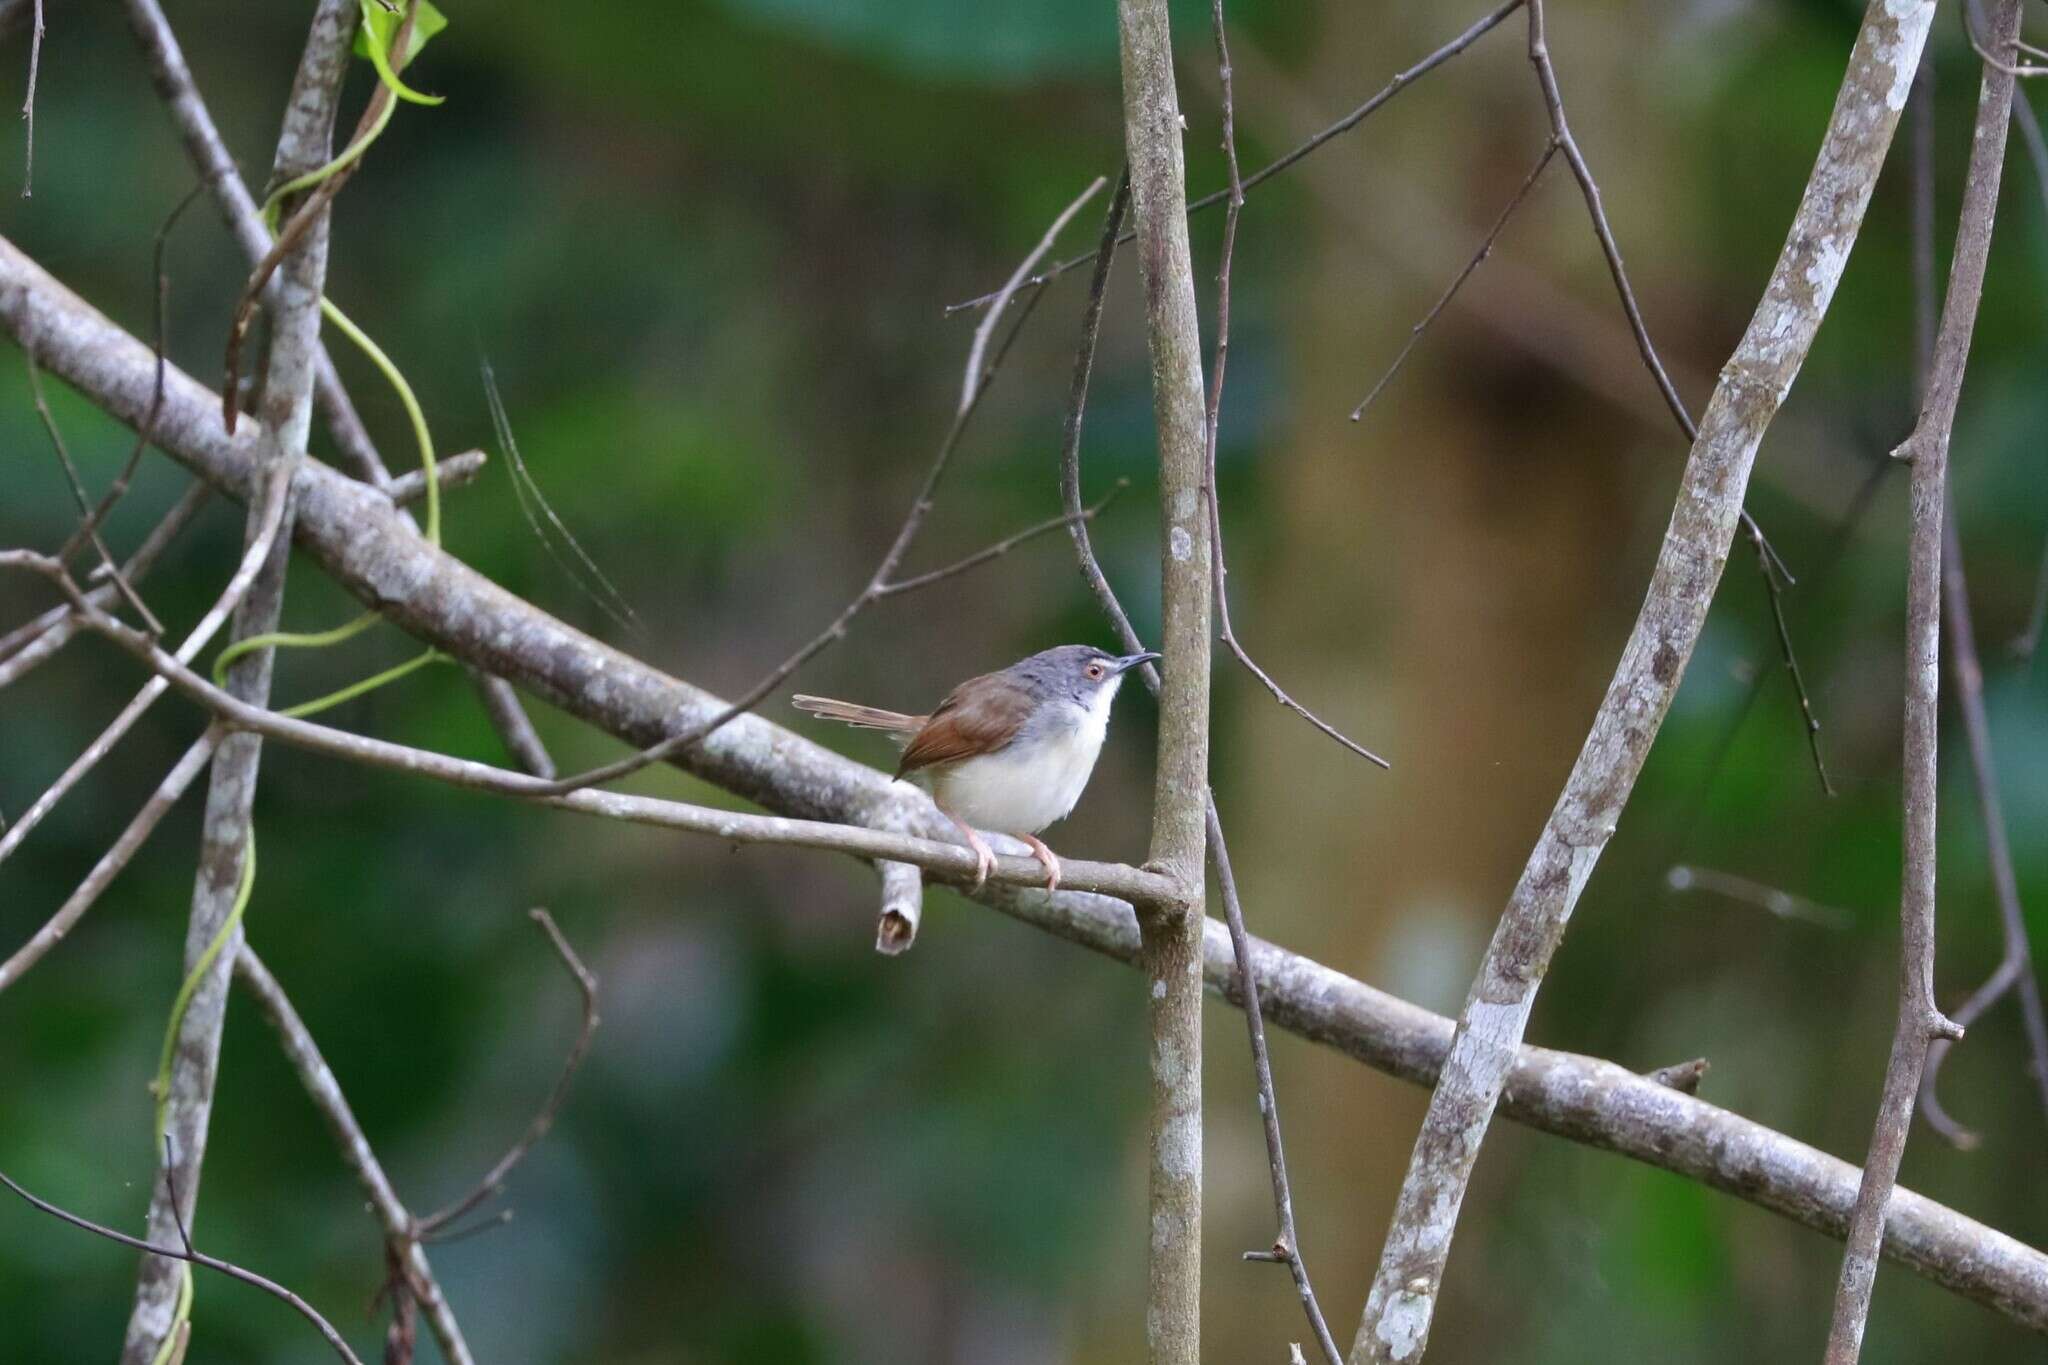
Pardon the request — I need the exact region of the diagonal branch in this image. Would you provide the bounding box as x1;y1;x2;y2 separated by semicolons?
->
234;946;475;1365
1353;2;1938;1359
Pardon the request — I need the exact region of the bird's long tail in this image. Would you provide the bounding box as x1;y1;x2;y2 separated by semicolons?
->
791;695;926;735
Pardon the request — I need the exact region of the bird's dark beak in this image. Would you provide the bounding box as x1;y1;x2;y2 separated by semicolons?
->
1114;650;1162;675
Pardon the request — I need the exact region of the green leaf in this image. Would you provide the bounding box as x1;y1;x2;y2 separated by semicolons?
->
353;0;450;105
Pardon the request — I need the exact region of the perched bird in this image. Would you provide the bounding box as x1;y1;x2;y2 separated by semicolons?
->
793;644;1159;891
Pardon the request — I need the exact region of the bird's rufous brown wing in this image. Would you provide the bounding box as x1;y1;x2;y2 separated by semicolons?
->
895;670;1033;778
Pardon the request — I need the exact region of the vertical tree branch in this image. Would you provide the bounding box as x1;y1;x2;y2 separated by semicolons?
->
1115;1;1213;1360
121;4;356;1357
1822;2;2020;1357
1352;2;1938;1359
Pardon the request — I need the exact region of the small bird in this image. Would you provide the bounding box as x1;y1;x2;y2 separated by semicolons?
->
793;644;1159;892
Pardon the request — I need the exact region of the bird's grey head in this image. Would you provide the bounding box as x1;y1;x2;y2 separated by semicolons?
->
1008;644;1160;710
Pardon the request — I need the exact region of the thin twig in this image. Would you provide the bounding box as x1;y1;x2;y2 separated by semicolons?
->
0;446;296;871
944;0;1526;315
0;727;218;995
873;479;1126;597
2003;94;2048;661
55;181;205;573
0;1164;364;1365
1917;494;2048;1147
484;359;642;637
1213;806;1345;1365
0;481;209;671
1350;143;1557;424
25;354;165;635
234;946;476;1365
1908;32;2048;1152
1664;864;1855;931
962;178;1106;413
414;909;598;1237
1823;3;2018;1357
515;179;1102;799
17;0;40;196
1201;8;1347;1358
1524;0;1828;795
1201;1;1387;772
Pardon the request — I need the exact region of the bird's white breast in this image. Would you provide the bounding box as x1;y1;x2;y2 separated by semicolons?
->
925;682;1116;834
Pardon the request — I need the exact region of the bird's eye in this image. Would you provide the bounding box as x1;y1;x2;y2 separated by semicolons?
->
1086;663;1105;680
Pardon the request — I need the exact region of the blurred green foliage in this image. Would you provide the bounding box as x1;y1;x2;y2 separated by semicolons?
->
3;1;2048;1362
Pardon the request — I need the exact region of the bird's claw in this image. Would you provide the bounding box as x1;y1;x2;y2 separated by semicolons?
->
1020;834;1062;894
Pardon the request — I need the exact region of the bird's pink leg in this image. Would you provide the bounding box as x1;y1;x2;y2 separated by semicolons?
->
939;808;997;891
1018;834;1062;893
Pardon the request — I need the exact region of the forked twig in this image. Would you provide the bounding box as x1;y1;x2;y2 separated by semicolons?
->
24;355;165;636
414;909;598;1238
1351;143;1557;424
945;0;1526;315
1202;20;1387;772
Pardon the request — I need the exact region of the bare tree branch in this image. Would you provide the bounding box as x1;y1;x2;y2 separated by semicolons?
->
0;727;218;994
1198;7;1344;1358
1350;143;1555;426
1826;5;2021;1356
1116;1;1215;1357
1907;50;2048;1150
1354;2;1939;1358
0;1162;366;1365
16;0;40;196
124;4;354;1353
0;562;1184;906
413;908;599;1237
233;946;476;1365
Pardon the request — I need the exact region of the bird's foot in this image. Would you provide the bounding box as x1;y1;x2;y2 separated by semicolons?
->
942;810;997;891
1019;834;1062;893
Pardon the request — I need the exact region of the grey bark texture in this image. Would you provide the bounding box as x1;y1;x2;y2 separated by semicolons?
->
1354;2;1939;1360
1116;1;1215;1360
1823;2;2020;1359
120;4;354;1357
